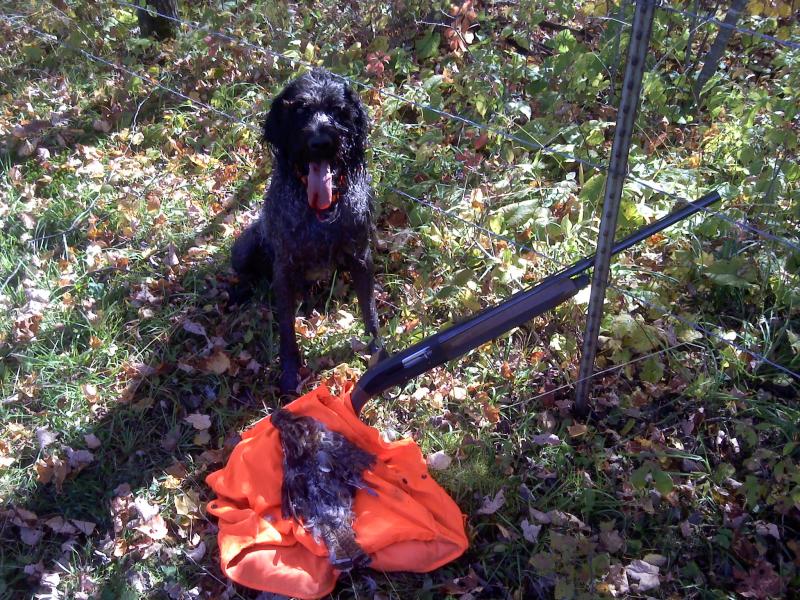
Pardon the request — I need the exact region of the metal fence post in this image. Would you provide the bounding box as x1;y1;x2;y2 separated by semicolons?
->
573;0;657;416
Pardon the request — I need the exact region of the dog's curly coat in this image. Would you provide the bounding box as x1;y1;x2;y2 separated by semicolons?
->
231;69;381;395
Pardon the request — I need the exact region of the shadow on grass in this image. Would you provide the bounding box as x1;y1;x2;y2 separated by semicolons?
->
2;168;508;600
0;169;283;597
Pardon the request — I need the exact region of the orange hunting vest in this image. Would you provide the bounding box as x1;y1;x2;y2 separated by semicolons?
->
206;384;468;599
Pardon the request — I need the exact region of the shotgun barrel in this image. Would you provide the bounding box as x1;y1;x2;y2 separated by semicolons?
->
351;190;721;413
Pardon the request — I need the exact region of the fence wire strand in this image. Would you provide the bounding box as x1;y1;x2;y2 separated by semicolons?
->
3;9;799;386
658;3;800;51
110;0;606;172
107;0;800;256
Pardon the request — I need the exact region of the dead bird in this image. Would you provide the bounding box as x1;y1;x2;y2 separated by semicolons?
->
271;408;376;571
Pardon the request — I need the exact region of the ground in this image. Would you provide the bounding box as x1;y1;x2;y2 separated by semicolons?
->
0;1;799;598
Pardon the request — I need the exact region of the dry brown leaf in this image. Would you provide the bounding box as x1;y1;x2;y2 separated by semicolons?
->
532;433;561;446
35;427;57;449
13;312;43;342
84;433;101;449
35;455;69;491
600;529;625;553
82;383;100;403
135;514;169;540
193;430;211;445
20;527;43;546
520;518;542;543
184;413;212;430
626;559;660;592
71;519;96;535
481;402;500;424
45;516;77;535
164;461;188;479
200;350;230;374
476;489;506;515
426;450;452;471
568;423;588;437
0;439;16;468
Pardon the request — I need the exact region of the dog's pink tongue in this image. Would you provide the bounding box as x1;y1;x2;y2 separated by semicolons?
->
307;161;333;211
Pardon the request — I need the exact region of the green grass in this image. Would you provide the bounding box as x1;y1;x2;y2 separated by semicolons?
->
1;0;799;598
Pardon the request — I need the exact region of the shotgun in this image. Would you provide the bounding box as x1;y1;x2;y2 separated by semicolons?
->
352;190;721;412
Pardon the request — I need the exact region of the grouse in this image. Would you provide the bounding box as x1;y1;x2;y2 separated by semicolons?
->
271;408;376;571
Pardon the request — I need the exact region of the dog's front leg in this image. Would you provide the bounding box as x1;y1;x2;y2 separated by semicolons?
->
349;252;383;358
272;264;302;397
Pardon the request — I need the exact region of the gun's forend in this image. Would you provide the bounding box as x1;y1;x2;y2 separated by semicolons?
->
351;274;589;413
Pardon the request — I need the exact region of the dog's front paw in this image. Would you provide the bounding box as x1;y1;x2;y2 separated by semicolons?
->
226;282;254;307
279;365;301;399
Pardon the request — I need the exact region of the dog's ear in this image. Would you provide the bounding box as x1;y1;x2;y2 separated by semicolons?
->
344;85;369;157
262;92;288;155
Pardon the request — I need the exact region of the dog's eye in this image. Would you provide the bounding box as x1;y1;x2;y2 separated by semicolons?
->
333;105;351;119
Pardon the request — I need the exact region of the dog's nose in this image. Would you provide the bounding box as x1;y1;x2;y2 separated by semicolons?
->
308;133;334;154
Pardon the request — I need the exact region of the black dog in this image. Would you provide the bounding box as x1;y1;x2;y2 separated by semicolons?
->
231;69;381;395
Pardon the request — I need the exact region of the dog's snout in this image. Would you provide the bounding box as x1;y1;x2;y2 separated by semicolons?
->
308;133;334;154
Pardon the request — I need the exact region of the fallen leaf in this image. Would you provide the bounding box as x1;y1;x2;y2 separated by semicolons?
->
604;563;630;597
135;514;169;540
532;433;561;446
520;518;541;543
186;540;206;561
174;490;201;517
35;455;69;491
45;516;77;535
182;320;208;337
427;450;452;471
200;350;230;374
476;489;505;515
84;433;101;449
755;521;780;540
20;527;43;546
71;519;96;535
481;402;500;424
66;448;94;470
600;529;624;554
626;559;660;592
529;508;551;524
133;496;160;522
184;413;212;430
567;423;588;437
500;361;514;379
35;427;57;449
82;383;100;403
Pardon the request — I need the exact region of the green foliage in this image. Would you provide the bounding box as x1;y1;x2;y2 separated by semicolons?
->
0;0;798;598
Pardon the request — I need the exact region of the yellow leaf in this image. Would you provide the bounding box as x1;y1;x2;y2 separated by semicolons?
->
568;423;588;438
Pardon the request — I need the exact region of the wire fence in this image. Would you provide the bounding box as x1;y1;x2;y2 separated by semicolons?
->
107;0;800;257
2;2;799;394
657;3;800;51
